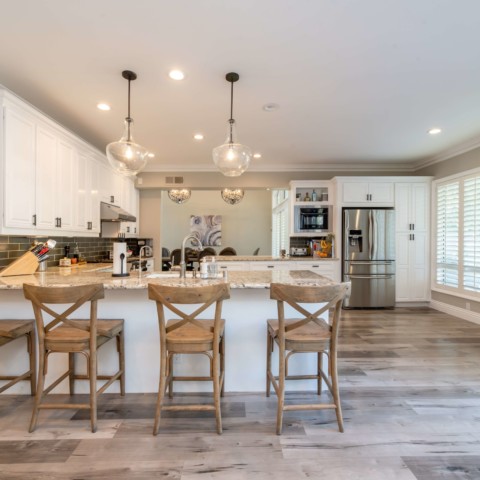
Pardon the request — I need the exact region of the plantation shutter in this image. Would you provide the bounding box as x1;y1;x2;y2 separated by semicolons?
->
463;177;480;291
436;181;459;287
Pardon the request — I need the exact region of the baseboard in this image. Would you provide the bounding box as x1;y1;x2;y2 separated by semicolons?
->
430;299;480;325
395;301;430;308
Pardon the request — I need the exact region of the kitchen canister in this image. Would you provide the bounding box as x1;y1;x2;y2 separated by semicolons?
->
112;241;129;277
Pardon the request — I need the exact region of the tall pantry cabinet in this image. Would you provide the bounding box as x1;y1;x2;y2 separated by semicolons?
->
394;179;431;302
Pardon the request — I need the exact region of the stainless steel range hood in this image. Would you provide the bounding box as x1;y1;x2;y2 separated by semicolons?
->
100;202;136;222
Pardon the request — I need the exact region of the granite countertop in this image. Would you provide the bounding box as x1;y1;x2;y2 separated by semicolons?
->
0;263;337;290
212;255;339;262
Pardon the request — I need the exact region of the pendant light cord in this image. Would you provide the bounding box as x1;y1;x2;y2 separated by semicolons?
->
126;77;132;142
229;80;234;144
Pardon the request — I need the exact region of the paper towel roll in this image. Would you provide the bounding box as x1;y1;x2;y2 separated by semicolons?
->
113;242;128;276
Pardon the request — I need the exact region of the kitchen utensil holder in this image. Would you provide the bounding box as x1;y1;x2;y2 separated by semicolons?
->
0;252;39;277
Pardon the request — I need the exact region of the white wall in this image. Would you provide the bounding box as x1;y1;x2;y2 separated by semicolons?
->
160;190;272;255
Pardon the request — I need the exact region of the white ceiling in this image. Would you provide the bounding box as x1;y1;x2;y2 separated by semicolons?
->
1;0;480;173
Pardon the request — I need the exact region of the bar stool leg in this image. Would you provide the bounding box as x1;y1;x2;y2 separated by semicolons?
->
212;343;222;434
317;352;323;395
89;351;97;433
266;328;272;397
276;344;286;435
29;348;46;433
220;334;225;397
153;347;168;435
27;330;36;396
68;353;75;394
168;353;174;398
330;351;344;432
118;331;126;396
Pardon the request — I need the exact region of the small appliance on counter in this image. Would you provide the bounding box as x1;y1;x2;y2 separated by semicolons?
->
112;241;129;277
290;247;308;257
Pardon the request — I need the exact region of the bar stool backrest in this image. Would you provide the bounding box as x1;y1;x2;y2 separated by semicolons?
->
23;284;105;344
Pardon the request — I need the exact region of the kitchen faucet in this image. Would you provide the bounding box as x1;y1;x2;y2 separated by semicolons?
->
180;234;203;278
138;245;153;278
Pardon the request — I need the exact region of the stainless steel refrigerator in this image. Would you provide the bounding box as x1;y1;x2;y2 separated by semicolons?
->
342;208;395;308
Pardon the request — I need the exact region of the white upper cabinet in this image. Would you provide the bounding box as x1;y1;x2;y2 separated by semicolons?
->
339;179;394;205
34;122;57;230
2;101;36;230
0;89;110;237
76;151;101;234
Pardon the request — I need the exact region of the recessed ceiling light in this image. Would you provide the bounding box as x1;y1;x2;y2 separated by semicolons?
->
253;153;262;159
193;133;204;140
169;70;185;80
147;153;155;158
97;103;111;111
263;103;279;112
428;128;442;135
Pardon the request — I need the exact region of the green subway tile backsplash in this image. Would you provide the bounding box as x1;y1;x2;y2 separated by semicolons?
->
0;235;118;269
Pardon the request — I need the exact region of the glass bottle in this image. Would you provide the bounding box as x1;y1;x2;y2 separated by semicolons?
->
312;190;317;201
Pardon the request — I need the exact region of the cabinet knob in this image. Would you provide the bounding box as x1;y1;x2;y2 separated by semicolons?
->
32;214;37;226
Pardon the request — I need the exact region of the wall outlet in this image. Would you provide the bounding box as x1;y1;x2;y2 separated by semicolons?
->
466;302;471;311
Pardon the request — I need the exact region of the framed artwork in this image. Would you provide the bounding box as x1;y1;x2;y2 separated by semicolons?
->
190;215;222;246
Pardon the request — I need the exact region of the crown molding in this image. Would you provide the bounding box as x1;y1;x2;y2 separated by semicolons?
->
143;161;417;174
413;135;480;170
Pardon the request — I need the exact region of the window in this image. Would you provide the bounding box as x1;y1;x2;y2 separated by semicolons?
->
272;190;289;256
435;170;480;294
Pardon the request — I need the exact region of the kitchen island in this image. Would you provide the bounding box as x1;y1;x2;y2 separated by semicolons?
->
0;265;339;394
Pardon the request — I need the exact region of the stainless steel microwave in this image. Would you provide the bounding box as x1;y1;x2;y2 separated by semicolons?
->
294;205;332;233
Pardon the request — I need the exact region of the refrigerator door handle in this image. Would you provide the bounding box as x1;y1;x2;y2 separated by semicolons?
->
346;261;394;265
368;210;373;259
345;275;394;280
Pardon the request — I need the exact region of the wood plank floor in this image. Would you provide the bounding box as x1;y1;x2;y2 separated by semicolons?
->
1;307;480;479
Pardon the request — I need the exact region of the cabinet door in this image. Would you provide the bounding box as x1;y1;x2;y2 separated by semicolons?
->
250;261;291;271
395;231;429;301
411;183;429;232
89;159;100;233
395;232;411;301
369;182;394;204
410;231;429;301
75;151;89;231
217;262;249;271
56;138;75;230
3;104;36;230
395;183;411;232
35;124;57;230
342;182;369;203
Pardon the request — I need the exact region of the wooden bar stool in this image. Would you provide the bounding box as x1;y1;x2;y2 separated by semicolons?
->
266;282;349;434
148;283;230;435
0;320;36;395
23;283;125;433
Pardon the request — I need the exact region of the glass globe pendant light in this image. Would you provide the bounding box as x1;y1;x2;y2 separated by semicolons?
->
106;70;149;177
212;72;252;177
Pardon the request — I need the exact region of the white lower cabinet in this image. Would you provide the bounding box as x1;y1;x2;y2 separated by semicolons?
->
216;262;249;271
395;231;429;302
249;261;291;271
